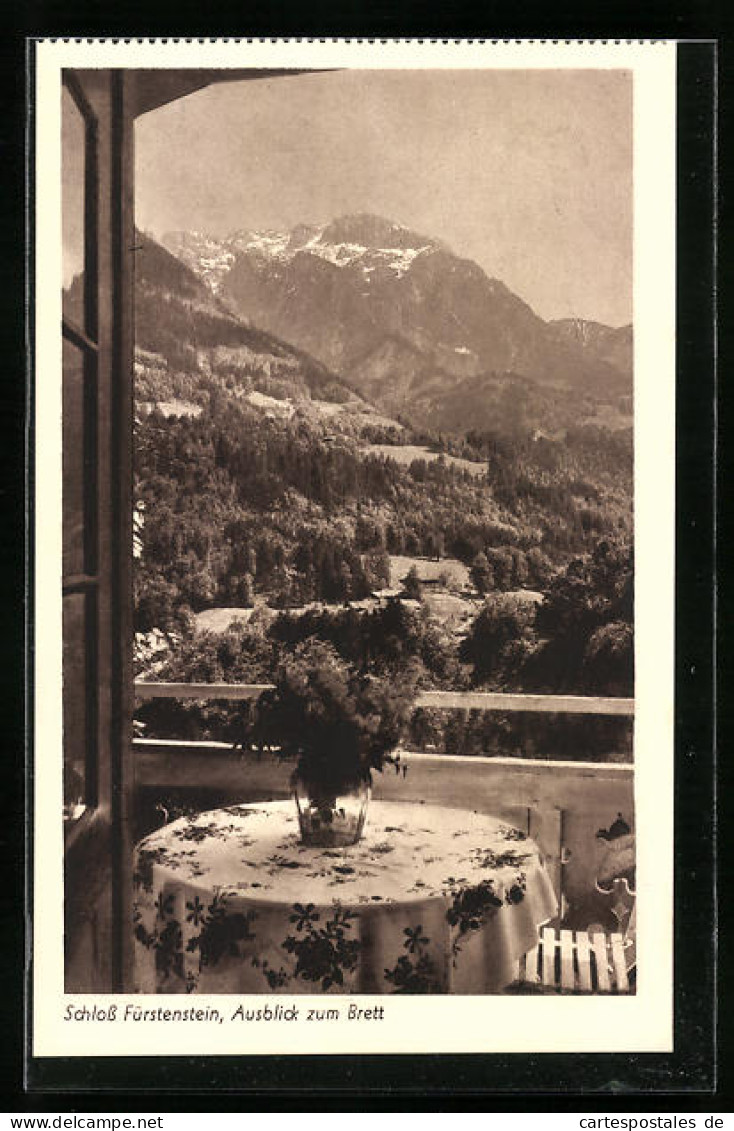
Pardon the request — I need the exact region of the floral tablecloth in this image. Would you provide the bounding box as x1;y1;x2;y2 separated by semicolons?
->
133;800;558;995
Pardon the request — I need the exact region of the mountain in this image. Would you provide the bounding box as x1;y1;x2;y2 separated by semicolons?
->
132;232;363;406
548;319;633;380
161;214;632;431
65;231;358;411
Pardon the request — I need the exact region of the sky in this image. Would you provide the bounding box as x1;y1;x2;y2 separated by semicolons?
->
132;69;632;327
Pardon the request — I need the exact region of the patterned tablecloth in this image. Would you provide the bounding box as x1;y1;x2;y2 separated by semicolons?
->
133;800;558;995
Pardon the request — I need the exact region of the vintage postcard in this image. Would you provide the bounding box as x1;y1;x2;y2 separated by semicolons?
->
32;37;677;1058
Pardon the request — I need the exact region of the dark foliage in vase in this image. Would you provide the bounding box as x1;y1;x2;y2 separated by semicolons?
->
248;640;417;796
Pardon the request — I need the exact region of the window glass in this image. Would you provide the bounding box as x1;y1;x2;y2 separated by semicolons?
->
63;592;93;821
62;84;86;326
62;338;93;576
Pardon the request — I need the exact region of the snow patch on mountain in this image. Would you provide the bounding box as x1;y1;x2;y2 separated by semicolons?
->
240;231;293;260
162;220;436;293
307;241;368;267
304;241;431;278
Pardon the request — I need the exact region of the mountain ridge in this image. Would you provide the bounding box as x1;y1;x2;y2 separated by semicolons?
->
160;214;632;434
161;213;631;333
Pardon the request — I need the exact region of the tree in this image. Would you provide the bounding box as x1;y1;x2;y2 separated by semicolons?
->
443;711;467;756
348;554;370;600
403;566;422;601
460;593;537;686
239;572;255;608
356;514;384;550
337;561;353;602
409;707;442;750
582;622;633;696
425;529;444;561
485;547;514;590
511;547;529;588
526;547;553;588
470;551;493;595
134;572;180;633
528;538;633;694
181;564;217;610
386;523;402;553
364;549;391;591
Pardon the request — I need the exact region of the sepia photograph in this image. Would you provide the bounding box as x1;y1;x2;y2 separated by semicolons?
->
34;38;677;1057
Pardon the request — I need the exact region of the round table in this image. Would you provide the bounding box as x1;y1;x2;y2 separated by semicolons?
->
133;800;558;995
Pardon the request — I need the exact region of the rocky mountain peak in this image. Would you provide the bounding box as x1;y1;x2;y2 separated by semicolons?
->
317;213;436;252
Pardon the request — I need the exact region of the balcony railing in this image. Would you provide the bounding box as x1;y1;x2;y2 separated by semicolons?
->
133;681;635;924
135;681;635;716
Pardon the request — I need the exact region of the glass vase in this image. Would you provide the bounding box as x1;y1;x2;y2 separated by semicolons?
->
293;777;370;847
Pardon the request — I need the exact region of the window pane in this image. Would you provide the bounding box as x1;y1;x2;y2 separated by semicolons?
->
63;338;95;575
62;84;86;326
63;592;94;820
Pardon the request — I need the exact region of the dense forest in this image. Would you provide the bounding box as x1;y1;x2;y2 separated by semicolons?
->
134;400;631;624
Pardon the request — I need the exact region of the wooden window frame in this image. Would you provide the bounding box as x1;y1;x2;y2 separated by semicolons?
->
62;70;101;830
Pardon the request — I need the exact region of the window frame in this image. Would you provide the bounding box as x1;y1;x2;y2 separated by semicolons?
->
62;69;101;831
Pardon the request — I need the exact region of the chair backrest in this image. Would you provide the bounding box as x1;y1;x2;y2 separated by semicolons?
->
595;827;636;931
596;829;635;888
594;875;636;931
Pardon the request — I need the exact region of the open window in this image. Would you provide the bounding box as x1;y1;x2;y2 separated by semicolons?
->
60;69;135;992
